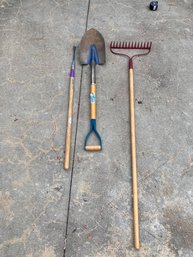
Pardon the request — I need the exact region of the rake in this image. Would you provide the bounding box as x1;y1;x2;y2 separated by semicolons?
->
110;41;152;249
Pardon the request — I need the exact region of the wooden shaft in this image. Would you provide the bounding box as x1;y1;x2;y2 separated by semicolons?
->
90;83;96;119
64;77;74;170
85;145;101;151
129;68;140;249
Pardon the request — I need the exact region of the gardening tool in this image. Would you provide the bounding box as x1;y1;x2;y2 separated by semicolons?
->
110;41;152;249
80;28;105;151
64;46;76;170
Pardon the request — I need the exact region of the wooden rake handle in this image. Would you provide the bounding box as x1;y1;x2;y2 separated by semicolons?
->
129;65;140;249
64;77;74;170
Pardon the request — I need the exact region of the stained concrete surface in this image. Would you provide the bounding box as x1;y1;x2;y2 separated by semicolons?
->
0;1;193;257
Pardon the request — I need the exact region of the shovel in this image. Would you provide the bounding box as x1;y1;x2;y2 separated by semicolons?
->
80;28;105;151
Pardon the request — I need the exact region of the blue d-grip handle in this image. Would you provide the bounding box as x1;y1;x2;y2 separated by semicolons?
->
84;119;102;151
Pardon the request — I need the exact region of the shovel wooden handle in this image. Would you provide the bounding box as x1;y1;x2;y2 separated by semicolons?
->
129;67;140;249
85;145;101;151
90;83;96;119
84;83;102;151
64;77;74;170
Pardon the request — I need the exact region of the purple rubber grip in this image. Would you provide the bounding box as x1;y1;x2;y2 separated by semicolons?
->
70;69;75;78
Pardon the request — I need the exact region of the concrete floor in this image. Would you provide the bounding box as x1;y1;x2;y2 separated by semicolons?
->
1;0;193;256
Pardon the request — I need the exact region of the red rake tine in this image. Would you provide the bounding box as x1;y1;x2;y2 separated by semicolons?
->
110;40;152;250
110;41;152;61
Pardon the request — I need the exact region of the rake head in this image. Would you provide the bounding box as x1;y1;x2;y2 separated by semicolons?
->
110;41;152;65
110;41;152;50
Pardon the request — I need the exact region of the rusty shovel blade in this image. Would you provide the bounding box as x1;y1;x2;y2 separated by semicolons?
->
79;28;105;65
